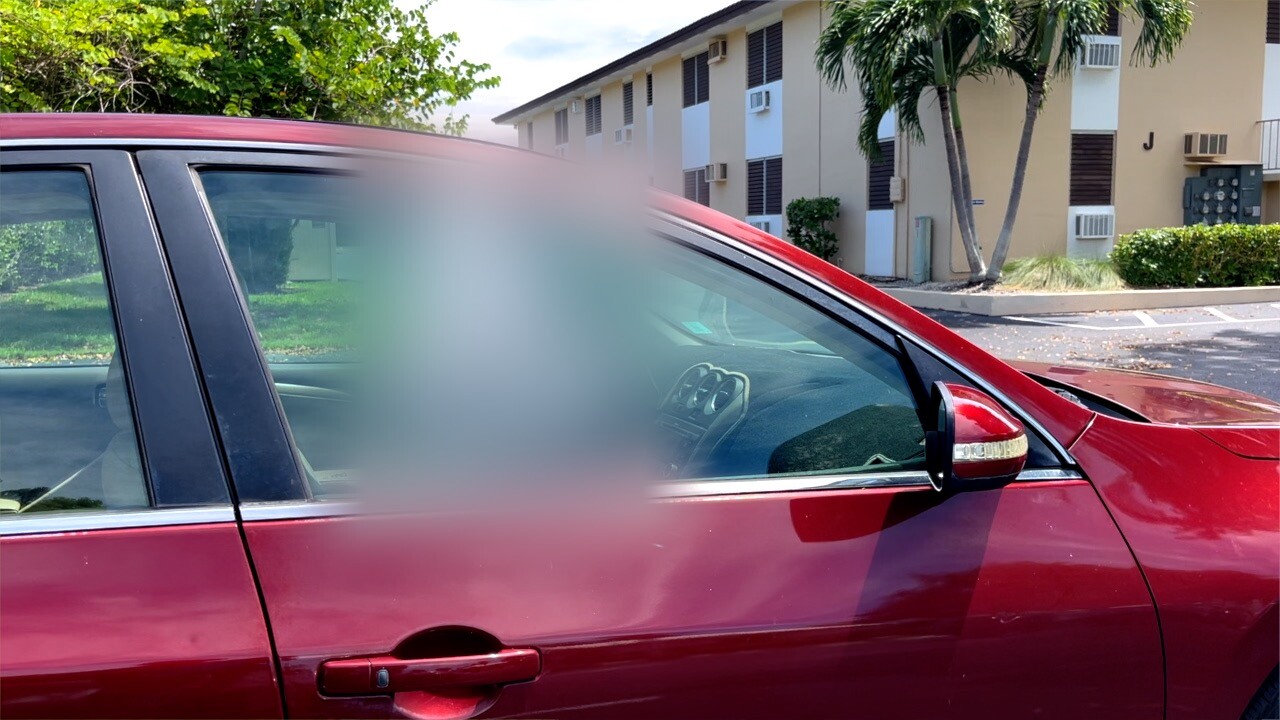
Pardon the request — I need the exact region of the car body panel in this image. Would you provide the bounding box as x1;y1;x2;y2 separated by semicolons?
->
245;481;1162;719
0;523;281;719
1012;360;1280;427
1069;417;1280;720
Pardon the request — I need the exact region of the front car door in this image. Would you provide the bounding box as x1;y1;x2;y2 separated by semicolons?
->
141;146;1165;719
0;149;280;718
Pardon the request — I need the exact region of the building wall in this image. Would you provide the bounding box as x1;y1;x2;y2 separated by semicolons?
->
510;0;1271;281
1115;0;1266;236
652;55;684;193
709;27;748;219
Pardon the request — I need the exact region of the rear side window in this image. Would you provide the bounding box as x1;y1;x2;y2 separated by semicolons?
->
197;170;358;492
0;170;147;516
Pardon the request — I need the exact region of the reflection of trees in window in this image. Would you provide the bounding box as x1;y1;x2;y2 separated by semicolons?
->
222;216;297;294
0;220;99;292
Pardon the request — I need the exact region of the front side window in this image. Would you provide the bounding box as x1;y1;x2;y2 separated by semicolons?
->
0;170;147;515
196;168;923;499
647;241;924;480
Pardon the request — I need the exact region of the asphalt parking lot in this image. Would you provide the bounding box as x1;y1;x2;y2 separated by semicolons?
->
920;302;1280;402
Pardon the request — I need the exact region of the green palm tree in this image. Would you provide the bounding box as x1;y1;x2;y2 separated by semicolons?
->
985;0;1192;282
818;0;1018;282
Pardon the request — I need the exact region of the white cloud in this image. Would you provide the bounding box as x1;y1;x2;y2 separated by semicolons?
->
403;0;730;143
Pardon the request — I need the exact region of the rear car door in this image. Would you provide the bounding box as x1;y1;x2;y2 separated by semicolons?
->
140;147;1165;719
0;149;280;718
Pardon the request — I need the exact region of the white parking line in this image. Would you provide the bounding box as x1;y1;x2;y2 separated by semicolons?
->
1133;311;1159;327
1205;306;1237;321
1006;314;1280;331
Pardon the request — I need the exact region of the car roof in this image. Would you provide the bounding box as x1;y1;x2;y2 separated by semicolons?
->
0;113;524;161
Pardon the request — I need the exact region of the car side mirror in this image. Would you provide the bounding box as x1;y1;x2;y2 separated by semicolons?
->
925;381;1028;492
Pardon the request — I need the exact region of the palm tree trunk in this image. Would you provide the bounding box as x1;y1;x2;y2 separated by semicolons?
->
936;86;987;280
949;88;983;277
986;64;1047;283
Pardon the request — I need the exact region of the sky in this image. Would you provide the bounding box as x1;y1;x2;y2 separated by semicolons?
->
407;0;731;143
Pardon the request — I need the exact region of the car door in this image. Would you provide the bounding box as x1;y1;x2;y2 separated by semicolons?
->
0;150;280;718
140;147;1165;720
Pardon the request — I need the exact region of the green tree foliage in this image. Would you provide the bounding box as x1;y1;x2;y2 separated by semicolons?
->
0;0;499;133
786;197;841;262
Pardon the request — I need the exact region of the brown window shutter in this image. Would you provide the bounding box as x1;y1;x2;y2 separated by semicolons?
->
684;170;698;202
682;57;696;107
747;28;765;88
585;95;602;136
1070;133;1115;205
696;52;710;104
765;157;783;214
747;159;765;215
623;82;634;126
765;22;783;83
1103;2;1121;36
697;168;710;206
868;140;895;210
646;73;653;106
1268;0;1279;44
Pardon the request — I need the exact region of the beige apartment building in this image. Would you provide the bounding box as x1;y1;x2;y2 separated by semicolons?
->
494;0;1280;281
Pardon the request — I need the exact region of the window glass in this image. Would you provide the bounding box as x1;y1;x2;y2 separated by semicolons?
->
647;242;925;480
0;170;147;516
197;168;923;500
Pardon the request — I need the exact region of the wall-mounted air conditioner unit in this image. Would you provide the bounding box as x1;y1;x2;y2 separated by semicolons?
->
705;162;728;182
748;219;772;234
614;126;633;145
1080;36;1121;69
748;89;771;113
1184;132;1228;159
570;98;582;114
708;37;727;63
1073;211;1115;240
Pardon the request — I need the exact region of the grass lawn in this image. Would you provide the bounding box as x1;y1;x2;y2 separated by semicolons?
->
1;274;351;365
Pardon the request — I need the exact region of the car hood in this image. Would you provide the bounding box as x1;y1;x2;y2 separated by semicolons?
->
1010;361;1280;459
1009;360;1280;427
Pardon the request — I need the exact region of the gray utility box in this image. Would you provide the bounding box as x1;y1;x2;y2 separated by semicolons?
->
1183;164;1263;226
910;216;932;283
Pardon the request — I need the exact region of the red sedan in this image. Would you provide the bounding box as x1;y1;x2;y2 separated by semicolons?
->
1;114;1276;720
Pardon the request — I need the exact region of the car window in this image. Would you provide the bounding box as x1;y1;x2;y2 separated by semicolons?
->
646;241;926;480
0;170;148;515
195;168;924;499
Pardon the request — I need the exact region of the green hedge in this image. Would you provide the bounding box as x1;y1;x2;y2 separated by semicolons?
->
1111;224;1280;288
786;197;840;262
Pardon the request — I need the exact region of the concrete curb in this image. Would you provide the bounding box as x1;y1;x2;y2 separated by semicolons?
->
881;285;1280;317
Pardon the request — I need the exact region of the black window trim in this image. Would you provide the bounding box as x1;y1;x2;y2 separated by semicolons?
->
0;149;234;518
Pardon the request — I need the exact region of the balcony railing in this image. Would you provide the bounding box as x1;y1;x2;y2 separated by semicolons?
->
1262;118;1280;172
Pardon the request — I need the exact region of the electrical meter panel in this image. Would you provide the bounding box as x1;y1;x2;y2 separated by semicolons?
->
1183;164;1263;226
